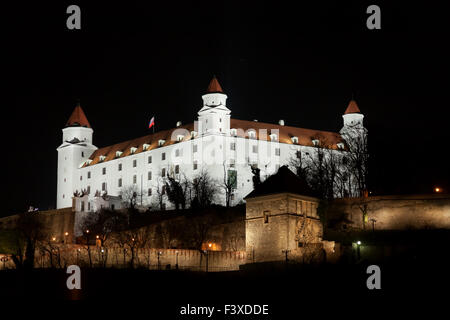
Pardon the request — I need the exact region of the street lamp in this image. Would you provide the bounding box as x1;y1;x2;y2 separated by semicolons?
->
434;187;442;193
356;241;362;260
175;251;179;270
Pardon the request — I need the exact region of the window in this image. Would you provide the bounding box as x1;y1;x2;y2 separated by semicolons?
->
161;185;166;195
148;156;152;164
263;211;269;224
270;134;278;141
162;153;166;161
81;152;84;157
87;186;90;194
230;143;236;151
275;148;280;156
193;144;198;153
296;150;301;159
88;202;91;211
175;165;179;174
133;175;137;184
158;139;165;146
102;182;106;191
193;161;198;170
80;175;82;181
220;118;222;122
148;188;152;196
291;136;299;144
102;168;106;175
252;145;258;153
312;139;319;147
175;149;180;157
248;131;256;139
133;159;137;168
298;241;304;248
162;168;166;177
118;178;122;187
88;171;91;179
118;163;122;171
81;201;85;212
230;128;237;136
148;171;152;180
130;147;137;154
229;159;235;168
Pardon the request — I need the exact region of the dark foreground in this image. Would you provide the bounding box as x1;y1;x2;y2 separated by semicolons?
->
1;258;449;318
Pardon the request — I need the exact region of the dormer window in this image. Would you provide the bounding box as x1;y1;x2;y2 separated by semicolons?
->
191;131;197;139
248;130;256;139
130;147;137;154
176;135;184;142
99;155;106;162
158;140;165;147
269;133;278;142
85;159;92;166
291;136;298;144
337;142;345;150
230;128;237;136
312;139;319;147
115;151;123;158
143;143;150;151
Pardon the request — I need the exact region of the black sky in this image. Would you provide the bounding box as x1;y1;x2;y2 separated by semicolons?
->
4;1;449;215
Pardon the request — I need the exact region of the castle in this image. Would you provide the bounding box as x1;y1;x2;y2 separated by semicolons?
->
57;76;366;214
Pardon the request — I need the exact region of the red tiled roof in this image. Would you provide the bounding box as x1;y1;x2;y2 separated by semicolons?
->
344;100;361;114
206;76;224;93
83;119;344;167
66;105;91;128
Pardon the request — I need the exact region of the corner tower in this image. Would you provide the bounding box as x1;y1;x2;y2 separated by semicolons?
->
56;103;97;209
340;99;367;140
197;76;231;135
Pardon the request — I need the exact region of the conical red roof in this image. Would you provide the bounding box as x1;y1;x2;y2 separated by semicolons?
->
206;76;224;93
66;104;91;128
344;99;361;114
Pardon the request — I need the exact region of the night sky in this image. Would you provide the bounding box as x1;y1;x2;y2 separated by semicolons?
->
4;1;449;216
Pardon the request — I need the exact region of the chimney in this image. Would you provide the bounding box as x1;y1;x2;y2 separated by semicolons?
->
176;121;182;127
279;120;285;126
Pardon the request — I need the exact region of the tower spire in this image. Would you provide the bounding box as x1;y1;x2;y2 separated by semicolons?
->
206;75;224;93
66;103;91;128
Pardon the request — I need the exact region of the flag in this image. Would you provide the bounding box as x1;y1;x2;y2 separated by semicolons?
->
148;116;155;129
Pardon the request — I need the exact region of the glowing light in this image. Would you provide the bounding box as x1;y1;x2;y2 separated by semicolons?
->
52;237;56;241
357;241;361;245
435;187;441;193
86;230;90;233
64;232;69;236
208;243;212;248
96;235;99;239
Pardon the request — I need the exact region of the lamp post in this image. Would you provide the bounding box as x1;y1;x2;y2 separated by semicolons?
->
356;241;362;260
206;243;212;272
157;251;162;270
175;251;179;270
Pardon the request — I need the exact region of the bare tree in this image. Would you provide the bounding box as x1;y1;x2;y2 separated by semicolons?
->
221;162;237;207
164;173;190;210
7;213;48;269
120;185;140;209
190;169;218;209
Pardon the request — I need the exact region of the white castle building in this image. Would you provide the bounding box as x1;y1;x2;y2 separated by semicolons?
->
57;76;366;214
